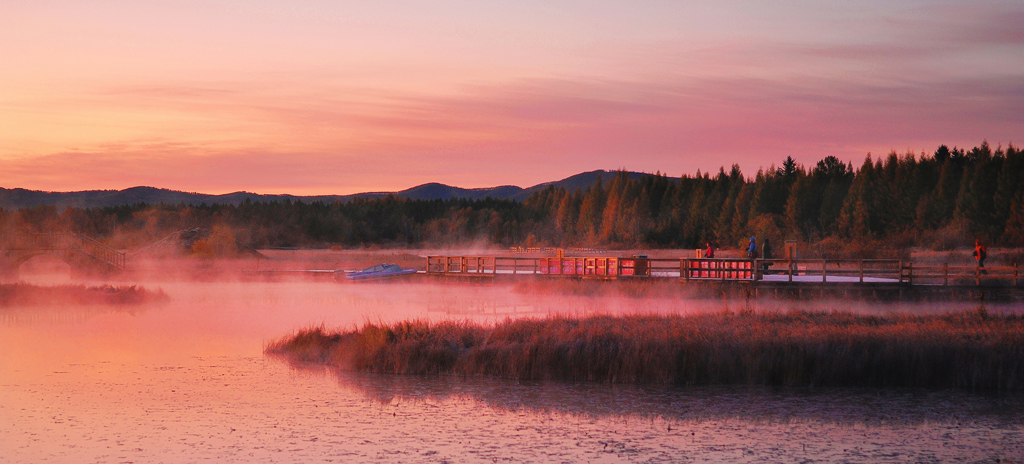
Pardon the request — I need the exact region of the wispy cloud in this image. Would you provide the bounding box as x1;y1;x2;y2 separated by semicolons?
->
1;70;1019;193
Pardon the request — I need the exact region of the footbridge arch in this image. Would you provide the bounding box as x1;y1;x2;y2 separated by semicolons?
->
1;233;126;278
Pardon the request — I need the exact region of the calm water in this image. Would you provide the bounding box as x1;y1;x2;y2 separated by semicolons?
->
2;277;1022;463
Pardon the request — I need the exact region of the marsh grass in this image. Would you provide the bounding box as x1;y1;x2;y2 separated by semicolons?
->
0;283;169;307
266;309;1024;389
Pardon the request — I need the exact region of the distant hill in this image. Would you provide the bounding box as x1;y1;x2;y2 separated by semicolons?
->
396;183;525;201
0;186;347;209
512;170;649;201
0;170;651;209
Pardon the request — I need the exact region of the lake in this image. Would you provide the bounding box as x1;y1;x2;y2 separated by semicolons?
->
2;276;1022;463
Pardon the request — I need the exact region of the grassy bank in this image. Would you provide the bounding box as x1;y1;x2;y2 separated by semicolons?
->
0;283;168;307
266;310;1024;390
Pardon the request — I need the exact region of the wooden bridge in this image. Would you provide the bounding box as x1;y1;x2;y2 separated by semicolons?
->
426;255;1022;290
1;233;126;277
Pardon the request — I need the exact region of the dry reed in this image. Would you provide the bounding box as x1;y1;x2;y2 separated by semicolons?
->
266;310;1024;389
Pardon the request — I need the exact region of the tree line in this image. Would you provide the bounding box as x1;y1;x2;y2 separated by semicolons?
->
2;141;1022;255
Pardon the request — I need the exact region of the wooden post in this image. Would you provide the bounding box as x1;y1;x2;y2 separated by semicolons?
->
907;262;913;286
1014;263;1018;287
943;263;948;286
859;259;864;283
788;260;794;282
976;265;980;286
822;259;827;284
683;259;689;282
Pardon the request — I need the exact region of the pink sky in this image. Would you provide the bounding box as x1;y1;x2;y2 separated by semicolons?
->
1;0;1021;195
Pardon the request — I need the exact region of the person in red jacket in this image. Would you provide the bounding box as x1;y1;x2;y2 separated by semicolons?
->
973;239;987;274
705;241;715;259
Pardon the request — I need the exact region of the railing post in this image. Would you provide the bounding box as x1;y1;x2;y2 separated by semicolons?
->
859;259;864;283
943;263;948;286
907;263;913;286
788;260;794;282
822;259;827;284
1014;263;1018;287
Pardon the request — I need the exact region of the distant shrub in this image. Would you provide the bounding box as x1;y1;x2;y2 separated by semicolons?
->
0;283;168;306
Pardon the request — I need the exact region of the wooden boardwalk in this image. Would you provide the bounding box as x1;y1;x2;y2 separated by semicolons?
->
426;255;1022;290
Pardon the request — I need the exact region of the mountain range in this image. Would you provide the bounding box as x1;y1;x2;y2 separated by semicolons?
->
0;170;651;209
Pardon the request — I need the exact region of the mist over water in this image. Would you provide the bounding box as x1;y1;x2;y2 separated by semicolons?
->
2;258;1023;463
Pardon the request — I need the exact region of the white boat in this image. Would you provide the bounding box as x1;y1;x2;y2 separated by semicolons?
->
340;263;416;281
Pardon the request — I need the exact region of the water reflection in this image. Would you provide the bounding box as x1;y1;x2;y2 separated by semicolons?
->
0;304;148;325
325;368;1024;427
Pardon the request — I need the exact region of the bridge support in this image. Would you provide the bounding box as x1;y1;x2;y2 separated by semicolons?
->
0;257;19;281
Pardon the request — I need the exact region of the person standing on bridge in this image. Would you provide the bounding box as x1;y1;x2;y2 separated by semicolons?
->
705;241;715;259
973;239;987;274
747;237;758;259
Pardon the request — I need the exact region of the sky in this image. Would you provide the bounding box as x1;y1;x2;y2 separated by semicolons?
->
1;0;1022;195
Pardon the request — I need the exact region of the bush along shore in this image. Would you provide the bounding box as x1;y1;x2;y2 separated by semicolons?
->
0;283;169;307
266;311;1024;390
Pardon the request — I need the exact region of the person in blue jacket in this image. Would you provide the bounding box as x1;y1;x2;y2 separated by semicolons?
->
747;237;758;259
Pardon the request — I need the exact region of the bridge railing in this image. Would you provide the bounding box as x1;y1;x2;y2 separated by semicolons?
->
76;234;126;269
902;263;1020;287
682;258;756;281
755;259;903;283
428;256;684;278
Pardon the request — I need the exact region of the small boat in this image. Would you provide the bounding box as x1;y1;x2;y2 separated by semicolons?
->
340;263;417;281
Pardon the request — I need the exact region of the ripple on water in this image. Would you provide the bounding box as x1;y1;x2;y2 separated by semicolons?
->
2;280;1023;463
